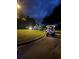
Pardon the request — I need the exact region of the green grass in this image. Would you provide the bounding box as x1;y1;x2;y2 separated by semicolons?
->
17;29;44;43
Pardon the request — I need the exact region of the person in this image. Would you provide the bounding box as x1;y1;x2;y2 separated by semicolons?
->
46;27;50;36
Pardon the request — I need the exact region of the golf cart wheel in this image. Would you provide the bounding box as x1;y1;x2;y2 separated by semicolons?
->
46;33;49;37
51;33;55;37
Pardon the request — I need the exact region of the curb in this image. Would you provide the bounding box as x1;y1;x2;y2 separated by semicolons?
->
17;34;45;46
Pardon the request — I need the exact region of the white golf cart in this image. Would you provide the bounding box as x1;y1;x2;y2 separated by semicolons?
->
46;25;55;37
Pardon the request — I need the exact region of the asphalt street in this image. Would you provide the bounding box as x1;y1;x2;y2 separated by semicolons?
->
17;32;61;59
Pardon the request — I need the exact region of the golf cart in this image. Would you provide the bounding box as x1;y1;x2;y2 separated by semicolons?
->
46;25;55;37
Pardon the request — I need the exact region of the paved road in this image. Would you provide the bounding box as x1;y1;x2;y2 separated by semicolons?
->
17;32;61;59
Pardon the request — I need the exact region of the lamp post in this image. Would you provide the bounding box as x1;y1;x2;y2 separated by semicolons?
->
17;4;21;18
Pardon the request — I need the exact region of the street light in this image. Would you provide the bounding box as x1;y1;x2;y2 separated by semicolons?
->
17;4;21;9
29;26;32;30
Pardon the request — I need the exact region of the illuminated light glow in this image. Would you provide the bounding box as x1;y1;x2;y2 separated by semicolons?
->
17;4;21;9
29;27;32;30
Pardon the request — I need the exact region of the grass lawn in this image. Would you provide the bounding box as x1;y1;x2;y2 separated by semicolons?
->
17;29;44;44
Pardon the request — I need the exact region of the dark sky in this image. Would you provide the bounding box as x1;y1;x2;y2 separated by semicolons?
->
43;4;61;25
18;0;61;24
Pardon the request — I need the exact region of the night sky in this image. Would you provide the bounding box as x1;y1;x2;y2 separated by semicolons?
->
43;4;61;24
18;0;61;24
